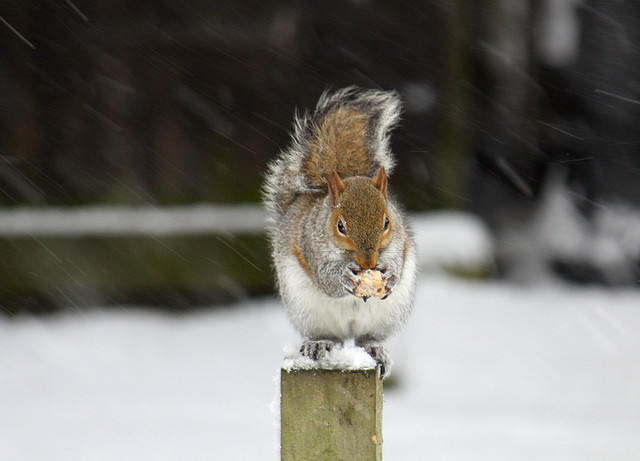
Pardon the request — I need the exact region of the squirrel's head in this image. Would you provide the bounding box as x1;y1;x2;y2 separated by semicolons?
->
328;167;392;269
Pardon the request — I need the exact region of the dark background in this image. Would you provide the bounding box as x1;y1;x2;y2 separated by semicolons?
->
1;0;639;313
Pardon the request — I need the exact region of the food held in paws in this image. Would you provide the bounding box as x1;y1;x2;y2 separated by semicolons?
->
354;269;388;299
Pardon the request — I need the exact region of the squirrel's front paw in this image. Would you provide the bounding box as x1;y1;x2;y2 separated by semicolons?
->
340;262;361;296
377;264;399;298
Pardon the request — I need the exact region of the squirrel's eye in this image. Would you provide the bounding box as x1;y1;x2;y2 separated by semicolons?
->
337;218;347;236
383;216;390;231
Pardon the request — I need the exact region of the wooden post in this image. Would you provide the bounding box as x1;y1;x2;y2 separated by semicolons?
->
280;367;383;461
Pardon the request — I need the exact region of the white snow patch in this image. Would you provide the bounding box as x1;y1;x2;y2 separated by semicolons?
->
0;204;266;236
3;278;640;460
281;342;376;371
411;211;494;271
535;0;581;66
498;169;640;284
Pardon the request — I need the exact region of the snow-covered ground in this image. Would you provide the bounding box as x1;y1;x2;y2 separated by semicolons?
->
2;276;640;461
1;210;639;460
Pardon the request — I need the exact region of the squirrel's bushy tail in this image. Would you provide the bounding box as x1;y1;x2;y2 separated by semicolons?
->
263;87;402;216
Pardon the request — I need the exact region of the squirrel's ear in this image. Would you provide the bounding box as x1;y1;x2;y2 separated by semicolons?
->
372;167;388;199
328;170;346;207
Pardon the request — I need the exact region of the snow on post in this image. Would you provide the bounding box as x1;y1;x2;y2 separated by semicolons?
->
280;346;383;461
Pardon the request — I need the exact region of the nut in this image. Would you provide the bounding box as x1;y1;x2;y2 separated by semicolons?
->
353;269;388;299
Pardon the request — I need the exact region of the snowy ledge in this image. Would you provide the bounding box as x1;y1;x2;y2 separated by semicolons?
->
0;205;494;269
0;204;267;236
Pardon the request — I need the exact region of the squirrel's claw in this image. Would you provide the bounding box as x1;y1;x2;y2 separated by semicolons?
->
300;339;336;360
385;273;398;292
377;263;399;294
357;341;392;378
341;262;361;297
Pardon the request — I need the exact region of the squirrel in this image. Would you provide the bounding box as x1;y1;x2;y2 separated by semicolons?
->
263;87;417;377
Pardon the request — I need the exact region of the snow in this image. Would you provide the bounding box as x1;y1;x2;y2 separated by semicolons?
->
0;204;266;236
2;277;640;460
1;209;639;459
281;342;376;371
498;169;640;284
387;279;640;460
535;0;581;66
410;211;494;272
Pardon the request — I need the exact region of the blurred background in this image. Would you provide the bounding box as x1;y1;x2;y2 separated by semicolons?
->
1;0;638;314
1;1;640;459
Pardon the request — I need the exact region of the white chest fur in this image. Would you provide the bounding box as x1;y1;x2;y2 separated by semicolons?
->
276;250;416;341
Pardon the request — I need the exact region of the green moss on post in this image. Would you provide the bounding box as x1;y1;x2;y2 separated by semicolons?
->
281;368;383;461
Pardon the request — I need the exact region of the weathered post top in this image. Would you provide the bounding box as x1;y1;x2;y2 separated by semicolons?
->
280;366;383;461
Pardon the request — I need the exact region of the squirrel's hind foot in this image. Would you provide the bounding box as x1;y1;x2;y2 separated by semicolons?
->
300;338;338;360
357;340;392;378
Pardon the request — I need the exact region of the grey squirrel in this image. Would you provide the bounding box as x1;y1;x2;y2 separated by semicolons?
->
263;87;417;377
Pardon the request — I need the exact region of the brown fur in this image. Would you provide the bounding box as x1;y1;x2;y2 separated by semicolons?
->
327;170;346;207
293;242;314;280
371;167;388;198
302;108;373;187
329;175;391;269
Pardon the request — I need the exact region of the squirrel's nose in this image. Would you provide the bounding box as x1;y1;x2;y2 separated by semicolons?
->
356;249;378;270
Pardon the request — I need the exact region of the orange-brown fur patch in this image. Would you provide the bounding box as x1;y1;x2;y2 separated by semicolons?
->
303;108;372;187
293;242;313;280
